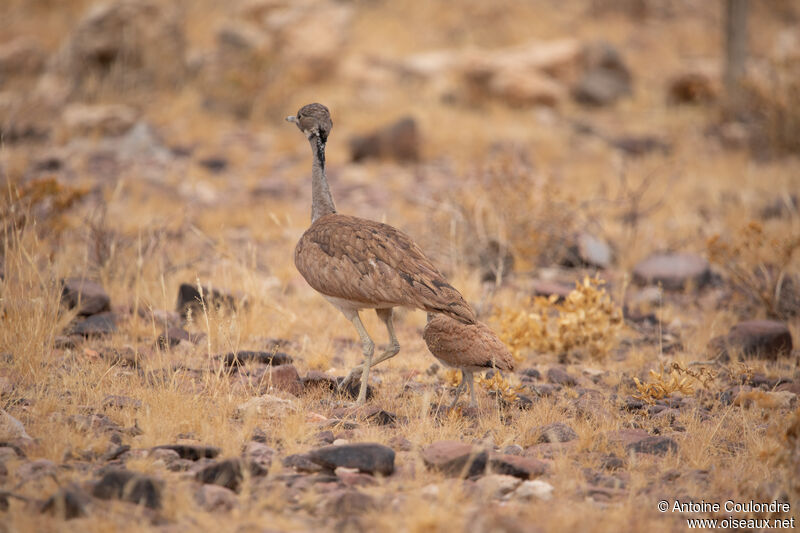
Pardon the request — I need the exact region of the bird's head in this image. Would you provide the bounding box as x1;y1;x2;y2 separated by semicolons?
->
286;103;332;144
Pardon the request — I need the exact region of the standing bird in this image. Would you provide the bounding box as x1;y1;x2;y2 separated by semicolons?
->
423;313;514;408
287;103;476;404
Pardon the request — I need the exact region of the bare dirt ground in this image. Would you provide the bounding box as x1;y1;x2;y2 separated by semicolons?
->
1;1;799;531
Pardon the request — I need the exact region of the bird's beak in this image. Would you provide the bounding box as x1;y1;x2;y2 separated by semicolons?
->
285;115;297;123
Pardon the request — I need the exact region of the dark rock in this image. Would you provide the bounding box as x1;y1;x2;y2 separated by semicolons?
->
632;253;711;290
519;368;541;381
157;326;194;349
198;156;228;174
151;444;220;461
40;485;90;519
315;430;335;445
599;454;625;471
489;454;547;479
708;320;793;361
572;41;632;106
335;377;376;401
264;364;303;395
547;366;577;386
70;312;117;337
242;441;274;470
195;458;267;492
532;422;578;444
224;350;293;368
388;435;413;452
16;459;57;482
100;444;130;462
422;440;488;478
92;469;162;509
622;397;645;411
611;134;671;157
625;435;678;456
307;443;395;476
61;278;110;316
350;117;419;163
760;194;798;220
283;453;324;473
667;70;717;105
176;283;239;319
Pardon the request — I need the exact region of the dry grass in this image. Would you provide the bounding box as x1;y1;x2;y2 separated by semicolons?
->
1;1;799;532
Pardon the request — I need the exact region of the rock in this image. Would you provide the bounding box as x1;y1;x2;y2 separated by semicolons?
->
632;252;711;290
92;469;162;509
547;366;577;386
599;454;625;471
242;441;274;470
322;489;376;516
198;156;228;174
216;21;272;55
260;364;303;395
760;194;798;220
16;459;57;482
48;0;186;94
572;41;632;106
709;320;793;361
575;233;613;268
224;351;293;368
102;395;141;409
513;479;554;501
476;474;522;499
307;443;395;476
422;440;488;478
488;454;548;479
61;278;111;316
70;312;117;337
100;444;130;462
625;435;678;456
667;69;718;105
350;117;419;163
40;485;90;519
531;422;578;444
156;326;195;348
176;283;240;320
195;484;237;512
195;458;267;492
610;134;671;157
282;453;324;473
734;390;797;409
151;444;221;461
0;409;32;441
606;428;650;447
61;103;138;139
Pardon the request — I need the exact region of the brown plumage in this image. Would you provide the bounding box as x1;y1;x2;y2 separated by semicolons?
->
295;214;476;324
423;313;514;407
287;103;476;404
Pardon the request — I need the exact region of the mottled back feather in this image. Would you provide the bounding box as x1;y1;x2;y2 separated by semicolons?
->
295;214;476;324
423;314;514;372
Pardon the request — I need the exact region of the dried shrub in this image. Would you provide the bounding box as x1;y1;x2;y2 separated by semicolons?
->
633;362;716;404
453;147;581;271
493;276;623;361
707;220;800;319
476;371;524;404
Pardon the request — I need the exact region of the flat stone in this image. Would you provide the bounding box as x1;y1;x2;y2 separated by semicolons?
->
709;320;793;361
531;280;573;301
70;312;117;337
531;422;578;444
92;469;162;509
547;366;577;386
151;444;220;461
632;253;711;290
264;364;303;395
307;443;395;476
422;440;488;478
176;283;240;319
488;454;548;479
282;453;324;473
625;435;678;456
61;278;110;316
194;484;237;512
475;474;521;499
223;351;293;367
513;479;554;501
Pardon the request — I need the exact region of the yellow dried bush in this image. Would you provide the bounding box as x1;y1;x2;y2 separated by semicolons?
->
493;276;623;361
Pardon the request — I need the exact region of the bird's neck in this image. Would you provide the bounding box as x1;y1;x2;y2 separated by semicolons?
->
310;136;336;223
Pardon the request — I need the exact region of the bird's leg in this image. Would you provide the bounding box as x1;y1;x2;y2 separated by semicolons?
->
341;308;400;386
449;370;467;408
466;371;477;408
337;311;375;404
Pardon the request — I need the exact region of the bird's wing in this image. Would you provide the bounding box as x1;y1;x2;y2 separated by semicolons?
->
295;214;476;323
